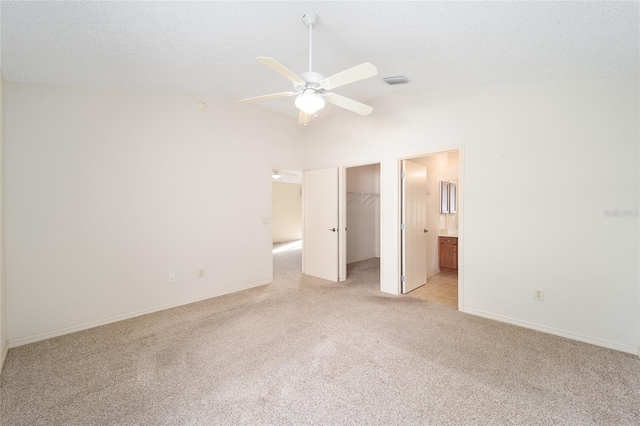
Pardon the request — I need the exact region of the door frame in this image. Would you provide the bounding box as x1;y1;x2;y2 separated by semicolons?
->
398;148;464;310
339;161;383;284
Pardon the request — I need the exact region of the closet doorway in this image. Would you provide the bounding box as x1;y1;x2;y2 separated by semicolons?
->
341;163;381;284
271;168;303;278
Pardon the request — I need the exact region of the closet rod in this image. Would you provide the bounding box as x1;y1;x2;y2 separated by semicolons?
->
346;191;379;196
345;192;379;206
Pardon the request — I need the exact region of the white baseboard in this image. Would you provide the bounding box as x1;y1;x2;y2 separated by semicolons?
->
347;255;378;264
8;280;271;349
0;340;8;374
463;307;638;356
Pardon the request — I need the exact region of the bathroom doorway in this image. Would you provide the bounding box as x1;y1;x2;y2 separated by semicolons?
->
400;151;460;309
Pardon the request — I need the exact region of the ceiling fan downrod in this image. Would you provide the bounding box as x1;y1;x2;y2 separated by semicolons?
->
302;13;318;73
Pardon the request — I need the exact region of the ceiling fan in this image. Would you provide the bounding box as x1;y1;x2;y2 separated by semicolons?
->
240;13;378;125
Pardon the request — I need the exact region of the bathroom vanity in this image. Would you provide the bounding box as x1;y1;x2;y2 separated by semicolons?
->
438;235;458;270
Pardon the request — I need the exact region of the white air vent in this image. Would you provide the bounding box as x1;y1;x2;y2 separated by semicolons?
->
383;76;409;85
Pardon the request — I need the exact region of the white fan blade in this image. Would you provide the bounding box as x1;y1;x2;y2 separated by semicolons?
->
257;57;305;85
239;92;297;102
298;109;311;125
325;93;373;116
322;62;378;90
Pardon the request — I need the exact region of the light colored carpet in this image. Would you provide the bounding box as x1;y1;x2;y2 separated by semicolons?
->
1;245;639;425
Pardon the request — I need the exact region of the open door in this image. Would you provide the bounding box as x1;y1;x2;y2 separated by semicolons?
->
303;167;339;281
401;160;427;293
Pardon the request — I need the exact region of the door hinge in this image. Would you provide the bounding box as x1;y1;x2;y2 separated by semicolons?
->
400;171;406;179
400;223;405;230
400;275;405;282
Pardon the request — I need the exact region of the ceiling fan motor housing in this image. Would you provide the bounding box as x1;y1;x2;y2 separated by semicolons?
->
296;71;325;92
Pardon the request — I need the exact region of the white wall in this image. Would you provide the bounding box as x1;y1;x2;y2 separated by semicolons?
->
3;77;638;357
306;77;639;354
346;164;380;264
0;73;6;371
5;82;305;343
272;182;302;243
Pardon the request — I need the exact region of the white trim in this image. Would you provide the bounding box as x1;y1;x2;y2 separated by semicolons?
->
464;307;638;355
301;169;306;275
346;255;379;265
339;166;346;281
0;340;8;374
8;280;270;349
268;174;274;285
456;148;464;311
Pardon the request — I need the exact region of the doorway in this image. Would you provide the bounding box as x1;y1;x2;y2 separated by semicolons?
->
400;151;460;309
342;163;381;284
271;168;303;279
299;164;382;286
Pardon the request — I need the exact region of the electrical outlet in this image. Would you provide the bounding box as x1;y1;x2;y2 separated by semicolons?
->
169;273;175;283
534;289;544;301
198;269;205;278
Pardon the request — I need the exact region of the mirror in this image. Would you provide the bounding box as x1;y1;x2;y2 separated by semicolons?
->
439;181;457;214
449;183;457;214
440;181;449;214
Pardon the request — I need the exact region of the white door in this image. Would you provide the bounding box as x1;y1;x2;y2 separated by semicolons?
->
401;160;428;293
303;167;339;281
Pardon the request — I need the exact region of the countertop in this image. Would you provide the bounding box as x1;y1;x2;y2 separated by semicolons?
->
438;230;458;238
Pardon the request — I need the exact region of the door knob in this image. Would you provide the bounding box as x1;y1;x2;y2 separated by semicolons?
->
423;229;428;233
328;228;337;232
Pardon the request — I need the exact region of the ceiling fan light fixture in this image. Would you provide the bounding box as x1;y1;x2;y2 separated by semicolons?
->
295;89;325;114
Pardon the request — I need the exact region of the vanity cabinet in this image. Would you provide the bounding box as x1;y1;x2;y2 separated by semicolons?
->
439;236;458;270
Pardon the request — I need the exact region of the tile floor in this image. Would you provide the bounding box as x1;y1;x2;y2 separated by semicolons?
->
406;269;458;308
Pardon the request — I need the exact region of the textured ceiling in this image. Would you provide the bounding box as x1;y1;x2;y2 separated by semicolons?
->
2;1;638;118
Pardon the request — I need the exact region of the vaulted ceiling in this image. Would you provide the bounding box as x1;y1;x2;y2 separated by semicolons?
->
2;1;638;118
